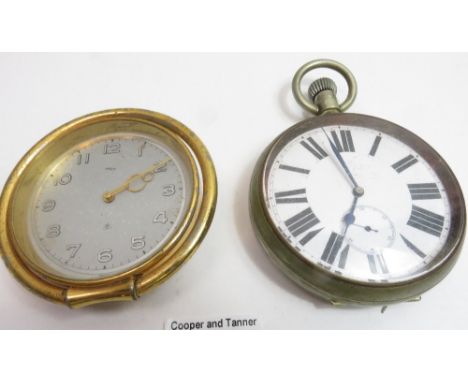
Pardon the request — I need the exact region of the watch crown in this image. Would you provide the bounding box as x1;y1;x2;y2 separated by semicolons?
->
308;77;337;101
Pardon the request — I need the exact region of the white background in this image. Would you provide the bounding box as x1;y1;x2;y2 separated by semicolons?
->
0;53;467;329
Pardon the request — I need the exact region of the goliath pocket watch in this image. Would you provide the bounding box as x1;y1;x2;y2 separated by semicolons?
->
0;109;217;307
249;59;465;305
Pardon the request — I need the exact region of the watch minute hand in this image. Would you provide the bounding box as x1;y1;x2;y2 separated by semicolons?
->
102;157;171;203
321;128;359;189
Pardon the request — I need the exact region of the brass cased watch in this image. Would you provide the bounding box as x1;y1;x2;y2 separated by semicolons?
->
0;109;217;307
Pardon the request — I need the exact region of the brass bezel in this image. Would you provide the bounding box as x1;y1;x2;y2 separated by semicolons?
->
250;113;466;305
0;108;217;307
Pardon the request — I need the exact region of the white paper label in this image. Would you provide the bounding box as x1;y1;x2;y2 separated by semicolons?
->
164;316;261;330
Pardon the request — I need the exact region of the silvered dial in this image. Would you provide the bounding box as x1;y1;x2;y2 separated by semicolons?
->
29;133;193;280
265;125;452;283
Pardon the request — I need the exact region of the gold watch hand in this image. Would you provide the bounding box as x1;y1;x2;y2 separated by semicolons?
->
103;157;171;203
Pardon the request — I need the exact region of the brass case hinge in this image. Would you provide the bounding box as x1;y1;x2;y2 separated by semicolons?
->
65;277;137;308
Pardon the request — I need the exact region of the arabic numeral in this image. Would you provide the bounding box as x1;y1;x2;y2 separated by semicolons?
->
46;224;61;238
138;141;147;157
97;249;113;263
54;173;72;186
104;142;121;154
66;244;81;258
162;184;176;196
131;235;146;250
155;164;167;174
41;199;56;212
153;211;168;224
76;152;90;165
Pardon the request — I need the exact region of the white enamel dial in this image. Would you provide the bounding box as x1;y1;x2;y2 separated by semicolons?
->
265;125;452;283
28;133;193;280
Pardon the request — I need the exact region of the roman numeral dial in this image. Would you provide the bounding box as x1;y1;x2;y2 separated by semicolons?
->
284;208;320;238
400;234;426;258
331;130;355;152
367;254;389;275
300;137;328;160
321;232;349;269
369;135;382;156
274;189;307;204
407;205;445;237
265;124;453;285
392;154;418;173
278;164;310;174
408;183;441;200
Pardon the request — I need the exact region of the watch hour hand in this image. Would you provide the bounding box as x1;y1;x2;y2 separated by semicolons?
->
102;157;171;203
342;195;358;236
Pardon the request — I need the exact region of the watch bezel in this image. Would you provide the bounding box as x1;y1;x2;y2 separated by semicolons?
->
251;113;465;304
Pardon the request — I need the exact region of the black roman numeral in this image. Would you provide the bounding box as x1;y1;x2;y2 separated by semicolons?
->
300;137;328;160
278;164;310;175
392;154;418;173
408;183;441;200
369;135;382;156
407;205;445;237
299;228;323;246
331;130;355;152
338;244;350;269
400;234;426;258
321;232;349;269
284;207;320;238
367;254;389;274
275;189;307;204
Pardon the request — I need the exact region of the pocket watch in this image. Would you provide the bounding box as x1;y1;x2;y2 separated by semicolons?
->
250;59;466;305
0;108;217;308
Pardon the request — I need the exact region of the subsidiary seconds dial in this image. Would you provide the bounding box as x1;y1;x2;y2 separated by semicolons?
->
265;125;451;283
